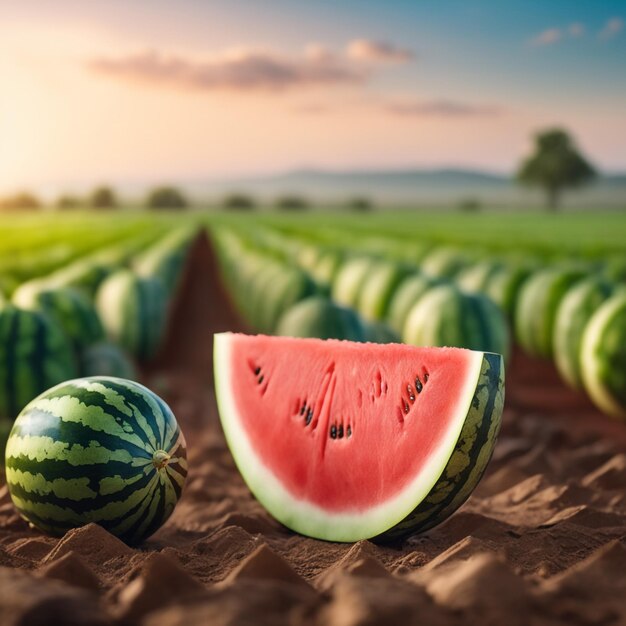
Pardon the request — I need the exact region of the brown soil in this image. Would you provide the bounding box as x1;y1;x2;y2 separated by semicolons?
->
1;236;625;626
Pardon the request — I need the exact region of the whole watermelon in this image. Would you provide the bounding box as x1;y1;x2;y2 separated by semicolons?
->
0;303;78;423
134;227;196;297
402;284;510;359
553;277;615;389
331;257;376;309
357;261;413;322
13;282;104;353
515;268;585;358
580;292;626;420
386;273;437;334
5;376;188;544
483;264;532;323
276;296;366;341
96;270;167;361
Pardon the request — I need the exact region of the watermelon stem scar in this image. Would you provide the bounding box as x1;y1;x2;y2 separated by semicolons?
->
152;450;171;469
214;333;505;543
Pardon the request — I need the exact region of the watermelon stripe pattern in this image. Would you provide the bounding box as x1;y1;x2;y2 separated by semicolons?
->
5;377;187;544
13;283;104;354
96;270;167;361
0;304;78;421
377;352;504;540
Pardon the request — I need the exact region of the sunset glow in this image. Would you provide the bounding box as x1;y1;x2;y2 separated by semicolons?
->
1;1;625;194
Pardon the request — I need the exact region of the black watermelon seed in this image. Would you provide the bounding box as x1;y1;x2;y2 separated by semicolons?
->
337;425;344;438
330;425;337;439
424;372;429;383
305;408;313;425
258;375;264;384
403;399;410;414
415;376;423;393
254;366;261;375
346;425;352;438
300;404;306;416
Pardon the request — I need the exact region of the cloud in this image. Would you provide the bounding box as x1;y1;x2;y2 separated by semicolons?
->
88;48;364;92
599;17;623;40
568;23;585;37
529;28;562;47
385;99;502;118
346;39;413;63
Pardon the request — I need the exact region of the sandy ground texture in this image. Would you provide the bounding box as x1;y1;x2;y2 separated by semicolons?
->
1;234;625;626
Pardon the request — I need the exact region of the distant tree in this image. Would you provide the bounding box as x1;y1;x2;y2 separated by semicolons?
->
0;192;41;211
56;194;81;210
458;197;482;212
517;128;596;210
276;195;309;211
90;186;118;209
222;193;257;211
146;186;188;210
347;197;373;212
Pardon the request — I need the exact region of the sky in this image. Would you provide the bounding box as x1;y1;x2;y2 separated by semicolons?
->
1;0;625;193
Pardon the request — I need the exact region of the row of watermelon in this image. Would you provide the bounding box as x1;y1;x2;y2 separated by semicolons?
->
220;226;625;420
216;228;510;355
0;226;198;450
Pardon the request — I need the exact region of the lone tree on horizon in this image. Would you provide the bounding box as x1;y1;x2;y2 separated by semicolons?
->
517;128;596;210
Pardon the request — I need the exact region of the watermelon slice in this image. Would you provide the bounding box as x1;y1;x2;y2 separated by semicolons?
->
214;333;504;542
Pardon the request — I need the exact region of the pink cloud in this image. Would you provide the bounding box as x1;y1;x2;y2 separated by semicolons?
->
88;48;364;92
529;28;562;47
385;99;502;118
346;39;414;63
599;17;623;40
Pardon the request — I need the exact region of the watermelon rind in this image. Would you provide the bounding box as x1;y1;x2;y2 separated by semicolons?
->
214;333;503;542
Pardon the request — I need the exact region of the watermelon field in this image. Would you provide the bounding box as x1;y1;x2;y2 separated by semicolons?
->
0;208;625;625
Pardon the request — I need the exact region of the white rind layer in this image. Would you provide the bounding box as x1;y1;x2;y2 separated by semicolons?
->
214;332;485;542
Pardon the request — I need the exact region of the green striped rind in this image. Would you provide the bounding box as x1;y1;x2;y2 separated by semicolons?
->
386;274;437;334
580;293;626;420
0;303;78;421
377;352;504;541
80;342;137;379
402;285;510;361
514;268;584;358
50;261;113;299
276;296;366;341
13;283;104;353
134;227;196;297
420;247;468;278
357;262;413;322
5;376;188;544
484;265;532;323
96;270;167;361
331;257;376;309
553;278;614;390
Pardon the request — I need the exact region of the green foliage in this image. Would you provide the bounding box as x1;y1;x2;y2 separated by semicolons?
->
517;128;596;210
276;195;309;211
458;197;482;212
90;186;118;209
0;192;41;211
347;197;373;212
56;195;81;210
147;186;188;210
222;193;257;211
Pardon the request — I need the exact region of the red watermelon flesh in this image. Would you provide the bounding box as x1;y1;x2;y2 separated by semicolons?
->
214;333;504;542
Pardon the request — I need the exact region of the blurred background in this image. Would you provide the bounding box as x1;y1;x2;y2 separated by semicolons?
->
2;0;625;211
